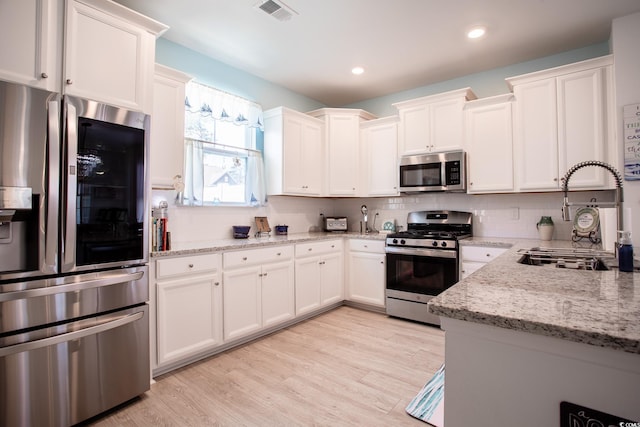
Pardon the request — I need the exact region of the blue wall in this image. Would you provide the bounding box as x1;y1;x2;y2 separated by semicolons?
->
156;38;610;117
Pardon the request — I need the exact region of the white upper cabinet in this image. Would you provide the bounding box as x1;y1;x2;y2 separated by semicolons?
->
307;108;376;197
0;0;62;91
63;0;167;112
393;88;476;156
507;56;614;192
360;116;399;197
264;107;324;196
464;94;515;193
150;64;191;189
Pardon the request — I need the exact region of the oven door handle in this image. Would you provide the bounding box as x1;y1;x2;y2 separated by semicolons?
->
385;246;457;259
0;311;144;357
0;270;144;303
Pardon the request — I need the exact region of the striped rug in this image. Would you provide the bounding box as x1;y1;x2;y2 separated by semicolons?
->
405;364;445;426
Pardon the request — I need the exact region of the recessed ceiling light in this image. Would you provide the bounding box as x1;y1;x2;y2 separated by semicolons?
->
467;26;486;39
351;66;364;75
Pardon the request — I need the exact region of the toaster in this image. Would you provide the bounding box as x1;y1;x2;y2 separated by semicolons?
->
324;216;348;232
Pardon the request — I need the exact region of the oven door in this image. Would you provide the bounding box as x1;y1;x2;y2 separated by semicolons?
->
385;247;459;324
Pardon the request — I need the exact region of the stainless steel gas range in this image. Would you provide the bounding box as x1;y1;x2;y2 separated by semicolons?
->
385;210;472;325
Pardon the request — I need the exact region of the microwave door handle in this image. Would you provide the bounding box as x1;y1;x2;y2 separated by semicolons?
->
45;99;61;274
62;100;78;272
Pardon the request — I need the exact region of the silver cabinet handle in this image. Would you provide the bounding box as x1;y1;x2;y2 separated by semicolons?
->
277;252;281;256
66;78;73;85
41;72;48;78
308;248;312;251
214;282;220;286
188;263;194;268
243;257;248;261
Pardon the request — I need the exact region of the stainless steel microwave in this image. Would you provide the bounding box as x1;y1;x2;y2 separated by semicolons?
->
399;150;467;193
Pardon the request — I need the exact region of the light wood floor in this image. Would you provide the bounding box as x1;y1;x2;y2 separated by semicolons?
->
87;306;445;426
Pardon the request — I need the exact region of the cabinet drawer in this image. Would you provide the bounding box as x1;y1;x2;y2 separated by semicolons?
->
224;245;294;269
349;239;385;253
156;253;220;279
461;246;508;263
295;239;343;258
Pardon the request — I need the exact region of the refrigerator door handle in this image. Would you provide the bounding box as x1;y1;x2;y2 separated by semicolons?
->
0;311;144;357
0;270;144;303
45;99;61;274
62;100;78;272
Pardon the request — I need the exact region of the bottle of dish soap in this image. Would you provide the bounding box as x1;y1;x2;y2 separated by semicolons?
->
617;231;634;272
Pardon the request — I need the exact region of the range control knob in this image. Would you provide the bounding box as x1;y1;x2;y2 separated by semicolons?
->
441;241;448;247
432;241;438;247
400;239;406;245
392;239;398;244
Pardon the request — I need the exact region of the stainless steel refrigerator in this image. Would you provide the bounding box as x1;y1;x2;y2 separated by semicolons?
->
0;79;150;426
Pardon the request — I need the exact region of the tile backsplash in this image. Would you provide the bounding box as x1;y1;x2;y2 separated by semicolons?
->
152;189;617;244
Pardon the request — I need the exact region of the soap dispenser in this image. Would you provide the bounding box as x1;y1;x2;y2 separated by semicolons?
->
617;231;634;272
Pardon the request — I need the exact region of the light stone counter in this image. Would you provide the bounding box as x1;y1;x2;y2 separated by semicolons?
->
429;239;640;354
150;231;388;258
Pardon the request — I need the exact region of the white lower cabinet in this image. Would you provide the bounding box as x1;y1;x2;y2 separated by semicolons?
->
346;239;386;308
155;253;223;368
460;245;508;279
295;240;344;316
222;245;295;341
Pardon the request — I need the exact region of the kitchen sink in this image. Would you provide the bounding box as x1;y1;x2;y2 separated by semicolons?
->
517;247;615;271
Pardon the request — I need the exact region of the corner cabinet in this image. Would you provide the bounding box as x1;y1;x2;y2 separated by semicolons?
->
264;107;324;196
0;0;62;91
393;88;477;156
507;55;615;192
294;240;344;316
154;253;223;369
464;94;515;193
150;64;192;189
63;0;167;112
307;108;377;197
360;116;399;197
346;239;386;308
222;245;295;341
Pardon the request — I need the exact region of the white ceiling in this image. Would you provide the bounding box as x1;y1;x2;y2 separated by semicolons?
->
114;0;640;106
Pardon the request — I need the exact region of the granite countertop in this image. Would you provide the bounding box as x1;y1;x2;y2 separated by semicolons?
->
151;231;388;257
428;239;640;354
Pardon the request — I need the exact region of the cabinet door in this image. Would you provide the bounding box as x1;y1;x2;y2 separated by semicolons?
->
320;252;344;307
261;259;295;328
429;97;466;152
283;115;323;196
557;68;607;188
151;65;190;188
223;265;262;341
64;0;154;111
156;273;222;365
347;251;386;307
513;79;559;191
294;256;322;316
362;121;399;196
326;115;359;196
397;103;429;156
0;0;60;90
466;100;514;193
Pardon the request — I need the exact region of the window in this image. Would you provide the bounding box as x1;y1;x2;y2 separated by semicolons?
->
182;81;265;206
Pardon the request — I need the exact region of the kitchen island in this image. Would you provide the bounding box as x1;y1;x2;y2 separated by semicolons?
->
428;240;640;426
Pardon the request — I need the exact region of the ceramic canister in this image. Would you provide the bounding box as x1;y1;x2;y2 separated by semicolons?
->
536;216;554;241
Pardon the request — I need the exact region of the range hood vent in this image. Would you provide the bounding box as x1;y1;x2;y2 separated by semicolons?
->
257;0;297;21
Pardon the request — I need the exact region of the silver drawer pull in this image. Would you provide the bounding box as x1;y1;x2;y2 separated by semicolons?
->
188;263;194;268
243;257;248;261
277;252;281;256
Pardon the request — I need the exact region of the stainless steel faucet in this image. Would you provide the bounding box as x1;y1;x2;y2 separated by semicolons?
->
561;160;624;236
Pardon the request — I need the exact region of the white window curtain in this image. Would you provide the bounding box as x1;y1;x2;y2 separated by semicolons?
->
182;82;266;206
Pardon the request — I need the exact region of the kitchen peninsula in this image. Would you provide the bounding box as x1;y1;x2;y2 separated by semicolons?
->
428;240;640;426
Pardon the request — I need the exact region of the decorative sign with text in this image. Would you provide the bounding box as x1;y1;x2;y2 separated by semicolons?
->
624;103;640;180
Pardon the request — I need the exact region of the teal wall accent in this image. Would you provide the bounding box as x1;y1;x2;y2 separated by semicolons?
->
155;39;325;113
345;42;611;117
156;38;610;117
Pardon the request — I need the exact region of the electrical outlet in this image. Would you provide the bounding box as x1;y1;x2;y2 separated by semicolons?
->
510;207;520;220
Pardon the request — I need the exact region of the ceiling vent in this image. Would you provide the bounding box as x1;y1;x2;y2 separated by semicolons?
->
257;0;297;21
